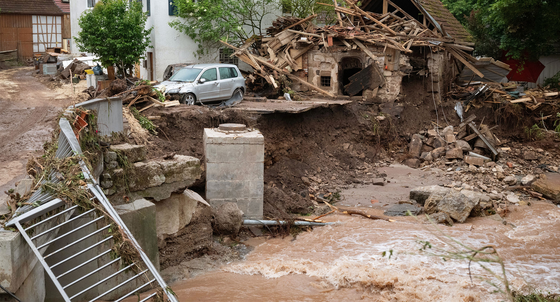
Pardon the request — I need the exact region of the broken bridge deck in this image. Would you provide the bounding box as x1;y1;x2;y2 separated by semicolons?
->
231;99;353;114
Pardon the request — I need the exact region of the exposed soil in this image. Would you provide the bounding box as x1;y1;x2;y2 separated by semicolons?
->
0;67;88;195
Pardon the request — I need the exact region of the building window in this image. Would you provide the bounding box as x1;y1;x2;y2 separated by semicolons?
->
219;48;238;65
87;0;96;8
321;76;331;87
147;0;150;16
169;0;177;15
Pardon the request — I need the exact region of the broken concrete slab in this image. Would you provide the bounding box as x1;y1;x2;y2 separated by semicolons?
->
155;190;200;238
110;143;147;163
531;173;560;203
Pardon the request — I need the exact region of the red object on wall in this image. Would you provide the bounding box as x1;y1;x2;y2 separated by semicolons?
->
502;56;545;83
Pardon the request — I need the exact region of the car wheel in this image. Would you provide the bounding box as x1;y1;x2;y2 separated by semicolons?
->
232;88;244;99
180;93;196;105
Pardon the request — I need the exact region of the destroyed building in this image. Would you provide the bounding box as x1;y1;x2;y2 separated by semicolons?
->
224;0;500;103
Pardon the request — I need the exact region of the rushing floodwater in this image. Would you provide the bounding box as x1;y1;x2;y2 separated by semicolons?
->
125;166;560;301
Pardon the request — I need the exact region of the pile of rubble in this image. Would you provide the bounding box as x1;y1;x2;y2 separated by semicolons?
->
405;114;499;169
222;0;479;97
449;82;560;113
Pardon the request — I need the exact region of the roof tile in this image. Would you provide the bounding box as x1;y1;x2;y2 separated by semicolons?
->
0;0;64;15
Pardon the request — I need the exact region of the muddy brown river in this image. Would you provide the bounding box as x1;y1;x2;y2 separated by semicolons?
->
129;166;560;301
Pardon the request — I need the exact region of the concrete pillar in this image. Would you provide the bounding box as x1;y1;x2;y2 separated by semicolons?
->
204;124;264;219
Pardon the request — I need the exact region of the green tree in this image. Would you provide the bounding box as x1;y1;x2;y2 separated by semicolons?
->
169;0;279;56
281;0;335;21
440;0;478;25
75;0;152;77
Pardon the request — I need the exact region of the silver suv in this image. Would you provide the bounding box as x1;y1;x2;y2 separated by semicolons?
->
155;63;245;105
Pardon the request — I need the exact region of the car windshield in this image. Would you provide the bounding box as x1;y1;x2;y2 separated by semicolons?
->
169;68;202;82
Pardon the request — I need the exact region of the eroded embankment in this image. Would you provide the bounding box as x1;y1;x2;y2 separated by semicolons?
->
147;102;406;217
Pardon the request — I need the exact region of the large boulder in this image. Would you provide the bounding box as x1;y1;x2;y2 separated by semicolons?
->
531;173;560;203
409;185;450;205
213;202;244;236
424;189;482;223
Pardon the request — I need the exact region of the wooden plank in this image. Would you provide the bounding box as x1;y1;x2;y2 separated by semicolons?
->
127;95;143;108
510;97;532;103
342;0;397;35
286;29;321;38
221;40;335;97
458;114;477;129
344;64;375;96
277;14;317;34
164;100;180;107
138;103;156;112
463;133;478;141
278;44;314;68
354;40;377;61
447;47;484;78
333;0;344;26
247;53;262;72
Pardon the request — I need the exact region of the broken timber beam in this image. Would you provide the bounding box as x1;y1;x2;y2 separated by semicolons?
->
278;14;317;34
468;121;498;158
342;0;398;35
354;40;377;60
447;46;484;79
220;40;335;98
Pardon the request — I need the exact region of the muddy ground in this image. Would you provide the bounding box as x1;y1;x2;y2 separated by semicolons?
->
0;67;88;197
143;85;560;219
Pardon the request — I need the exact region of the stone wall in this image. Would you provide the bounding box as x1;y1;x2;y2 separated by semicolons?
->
100;144;202;203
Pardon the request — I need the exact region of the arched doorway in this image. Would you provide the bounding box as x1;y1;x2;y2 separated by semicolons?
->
339;57;362;95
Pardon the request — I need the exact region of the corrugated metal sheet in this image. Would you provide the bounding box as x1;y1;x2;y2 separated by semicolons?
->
528;55;560;88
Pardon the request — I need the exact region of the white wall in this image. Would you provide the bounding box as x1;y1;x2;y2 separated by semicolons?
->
528;55;560;88
70;0;281;81
69;0;89;54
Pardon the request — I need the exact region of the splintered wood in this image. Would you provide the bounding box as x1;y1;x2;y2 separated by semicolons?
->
222;0;480;97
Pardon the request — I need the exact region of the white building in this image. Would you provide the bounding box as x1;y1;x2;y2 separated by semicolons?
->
70;0;278;81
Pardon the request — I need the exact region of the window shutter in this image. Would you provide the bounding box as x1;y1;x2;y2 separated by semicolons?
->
169;0;177;16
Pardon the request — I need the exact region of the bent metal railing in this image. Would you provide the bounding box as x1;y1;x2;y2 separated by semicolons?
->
6;118;178;302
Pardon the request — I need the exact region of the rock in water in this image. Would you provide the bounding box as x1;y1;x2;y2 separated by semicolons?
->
531;173;560;203
213;202;244;236
424;189;481;223
409;185;451;205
